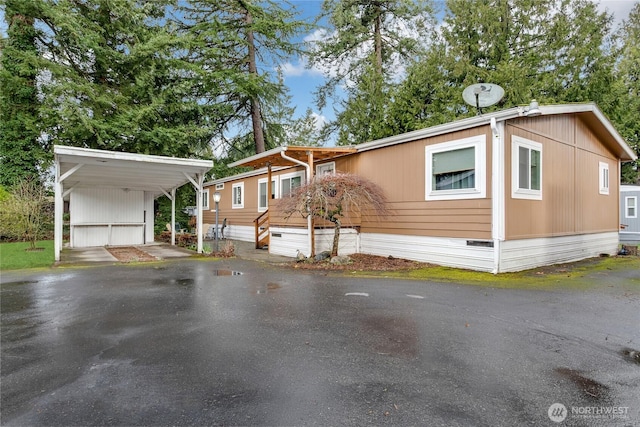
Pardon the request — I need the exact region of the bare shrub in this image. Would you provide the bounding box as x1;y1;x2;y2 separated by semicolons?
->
278;173;390;256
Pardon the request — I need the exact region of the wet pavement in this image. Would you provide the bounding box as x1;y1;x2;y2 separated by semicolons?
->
1;258;639;426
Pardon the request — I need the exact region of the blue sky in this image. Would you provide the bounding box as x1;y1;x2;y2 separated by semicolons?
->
1;0;638;134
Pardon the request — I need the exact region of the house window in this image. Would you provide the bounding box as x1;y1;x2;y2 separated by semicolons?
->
626;196;637;218
425;135;486;200
512;136;542;200
215;183;224;190
232;182;244;209
202;189;209;210
280;171;305;197
599;162;610;195
258;178;277;212
316;162;335;176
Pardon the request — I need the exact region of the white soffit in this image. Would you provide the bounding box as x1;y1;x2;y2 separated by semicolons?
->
54;145;213;196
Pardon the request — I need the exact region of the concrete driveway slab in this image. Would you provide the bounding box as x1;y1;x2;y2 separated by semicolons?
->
1;259;639;426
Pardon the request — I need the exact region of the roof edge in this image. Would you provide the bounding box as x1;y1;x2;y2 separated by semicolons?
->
54;145;213;169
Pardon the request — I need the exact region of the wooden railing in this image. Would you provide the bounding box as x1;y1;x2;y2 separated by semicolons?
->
254;210;269;249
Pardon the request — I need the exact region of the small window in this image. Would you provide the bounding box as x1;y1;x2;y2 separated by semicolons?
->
599;162;609;195
425;135;486;200
202;189;209;210
232;182;244;209
258;178;277;211
316;162;335;176
512;136;542;200
280;171;305;197
626;196;637;218
215;183;224;190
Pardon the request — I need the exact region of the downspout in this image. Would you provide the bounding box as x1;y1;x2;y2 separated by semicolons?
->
280;148;313;257
490;117;505;274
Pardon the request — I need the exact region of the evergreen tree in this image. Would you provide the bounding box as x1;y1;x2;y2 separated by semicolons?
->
388;0;616;130
612;3;640;184
309;0;436;144
0;0;47;186
178;0;308;154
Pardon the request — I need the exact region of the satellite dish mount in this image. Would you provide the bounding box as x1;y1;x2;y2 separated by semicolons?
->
462;83;505;115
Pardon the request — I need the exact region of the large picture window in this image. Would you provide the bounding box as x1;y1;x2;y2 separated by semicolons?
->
512;136;542;200
258;178;277;211
425;135;486;201
280;171;305;197
232;182;244;209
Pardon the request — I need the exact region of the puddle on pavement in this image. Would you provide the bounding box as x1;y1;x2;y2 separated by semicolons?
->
212;270;243;276
555;368;609;399
621;348;640;365
254;282;281;294
1;281;38;287
362;315;418;358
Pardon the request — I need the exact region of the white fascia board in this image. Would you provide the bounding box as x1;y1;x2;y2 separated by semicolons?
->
354;103;637;162
355;107;522;153
227;146;287;168
53;145;213;170
621;185;640;192
204;166;291;187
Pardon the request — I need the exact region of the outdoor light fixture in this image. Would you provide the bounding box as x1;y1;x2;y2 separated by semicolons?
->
214;191;221;252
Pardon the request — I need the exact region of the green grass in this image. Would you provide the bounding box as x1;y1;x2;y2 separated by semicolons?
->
351;256;640;289
0;240;55;271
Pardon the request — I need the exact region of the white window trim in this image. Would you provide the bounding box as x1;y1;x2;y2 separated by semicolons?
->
626;196;637;219
257;177;278;212
316;162;336;176
202;189;209;210
215;183;224;190
511;136;543;201
232;182;244;209
279;170;306;198
425;135;486;201
599;162;610;195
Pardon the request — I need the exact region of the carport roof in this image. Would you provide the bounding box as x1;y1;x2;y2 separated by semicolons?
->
54;145;213;198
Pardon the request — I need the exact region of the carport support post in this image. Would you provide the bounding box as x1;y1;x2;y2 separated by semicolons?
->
54;156;63;262
171;188;176;246
196;173;204;254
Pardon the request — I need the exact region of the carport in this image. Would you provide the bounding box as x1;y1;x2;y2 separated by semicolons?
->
54;145;213;261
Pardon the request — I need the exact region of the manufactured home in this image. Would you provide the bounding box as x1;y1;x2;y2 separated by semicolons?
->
620;185;640;245
203;103;636;273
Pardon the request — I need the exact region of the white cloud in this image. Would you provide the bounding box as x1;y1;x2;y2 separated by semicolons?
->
595;0;638;28
279;58;324;78
310;111;327;131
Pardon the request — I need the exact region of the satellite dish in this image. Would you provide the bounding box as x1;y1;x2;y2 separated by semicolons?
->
462;83;505;115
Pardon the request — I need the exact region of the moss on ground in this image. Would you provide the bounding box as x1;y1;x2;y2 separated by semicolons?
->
350;256;640;290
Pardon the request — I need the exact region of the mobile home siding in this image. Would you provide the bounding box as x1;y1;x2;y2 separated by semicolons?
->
620;186;640;244
505;115;619;240
355;127;493;240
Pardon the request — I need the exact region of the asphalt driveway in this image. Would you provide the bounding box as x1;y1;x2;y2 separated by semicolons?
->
1;258;639;426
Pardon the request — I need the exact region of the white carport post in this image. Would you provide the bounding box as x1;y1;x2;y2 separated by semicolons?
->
183;172;205;254
171;188;176;246
54;155;63;262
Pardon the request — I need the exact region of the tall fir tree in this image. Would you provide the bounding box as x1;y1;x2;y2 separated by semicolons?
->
309;0;436;145
178;0;308;154
0;0;47;186
388;0;616;131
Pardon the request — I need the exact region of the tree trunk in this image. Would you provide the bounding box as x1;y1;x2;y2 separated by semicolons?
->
331;217;341;257
245;9;266;154
374;6;383;77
